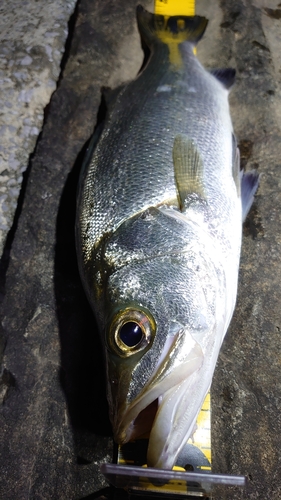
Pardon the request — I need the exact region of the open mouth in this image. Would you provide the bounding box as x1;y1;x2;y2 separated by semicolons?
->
129;398;159;440
112;328;205;468
115;371;206;469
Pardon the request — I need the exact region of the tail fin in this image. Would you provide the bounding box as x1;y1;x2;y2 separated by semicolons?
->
136;5;208;48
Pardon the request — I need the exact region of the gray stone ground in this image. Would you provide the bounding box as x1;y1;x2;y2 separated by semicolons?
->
0;0;281;499
0;0;76;252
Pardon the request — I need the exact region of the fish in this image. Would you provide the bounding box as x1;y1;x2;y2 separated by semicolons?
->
76;5;259;470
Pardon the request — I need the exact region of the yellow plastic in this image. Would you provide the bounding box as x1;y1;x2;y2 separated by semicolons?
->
188;391;211;467
153;0;197;63
154;0;195;16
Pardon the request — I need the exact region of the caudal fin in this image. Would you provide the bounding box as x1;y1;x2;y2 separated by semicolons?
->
136;5;208;48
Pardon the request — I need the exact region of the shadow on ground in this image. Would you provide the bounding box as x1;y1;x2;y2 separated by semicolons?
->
54;138;112;462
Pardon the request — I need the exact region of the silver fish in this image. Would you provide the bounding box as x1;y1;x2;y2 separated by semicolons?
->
76;6;259;469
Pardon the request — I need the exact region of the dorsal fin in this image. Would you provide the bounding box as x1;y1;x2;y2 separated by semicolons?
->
102;84;126;113
241;170;260;221
210;68;236;90
172;134;205;212
231;134;260;220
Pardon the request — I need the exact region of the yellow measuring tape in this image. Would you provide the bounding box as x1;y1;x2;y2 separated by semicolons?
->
154;0;195;16
187;392;211;467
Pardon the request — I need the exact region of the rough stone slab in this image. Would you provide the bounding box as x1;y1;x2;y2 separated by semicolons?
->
1;0;281;499
0;0;77;252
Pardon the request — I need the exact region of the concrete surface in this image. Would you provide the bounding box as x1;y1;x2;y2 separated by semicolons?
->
0;0;281;499
0;0;76;252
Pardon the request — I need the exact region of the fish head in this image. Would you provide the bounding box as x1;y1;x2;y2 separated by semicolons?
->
98;207;225;469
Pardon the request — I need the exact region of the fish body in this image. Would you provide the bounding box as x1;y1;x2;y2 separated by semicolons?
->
76;7;257;469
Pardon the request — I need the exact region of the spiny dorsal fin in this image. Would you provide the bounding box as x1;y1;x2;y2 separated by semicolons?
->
102;84;126;113
241;170;260;221
210;68;236;90
172;134;205;211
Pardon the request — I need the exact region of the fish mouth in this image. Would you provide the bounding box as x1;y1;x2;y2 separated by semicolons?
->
127;398;159;440
112;328;205;469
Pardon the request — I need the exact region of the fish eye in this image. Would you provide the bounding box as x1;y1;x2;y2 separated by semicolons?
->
108;308;156;357
119;322;143;347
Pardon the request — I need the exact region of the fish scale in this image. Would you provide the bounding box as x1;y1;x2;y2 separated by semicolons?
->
78;43;235;264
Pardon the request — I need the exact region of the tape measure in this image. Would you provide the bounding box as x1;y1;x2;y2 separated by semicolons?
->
188;392;211;468
154;0;195;16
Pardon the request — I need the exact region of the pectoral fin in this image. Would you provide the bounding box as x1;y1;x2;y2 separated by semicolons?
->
172;134;205;211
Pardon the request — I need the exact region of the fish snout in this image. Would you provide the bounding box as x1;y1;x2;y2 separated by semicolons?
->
106;327;205;461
